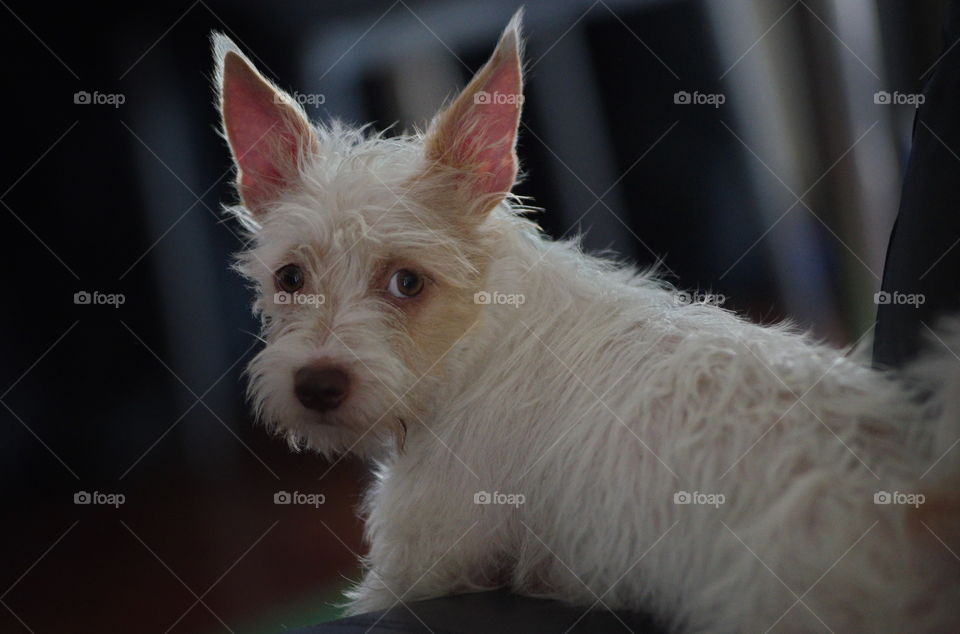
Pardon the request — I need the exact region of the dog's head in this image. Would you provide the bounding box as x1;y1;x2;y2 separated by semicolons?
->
214;14;525;457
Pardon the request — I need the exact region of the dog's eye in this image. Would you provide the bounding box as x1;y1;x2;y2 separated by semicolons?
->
387;269;424;298
275;264;305;293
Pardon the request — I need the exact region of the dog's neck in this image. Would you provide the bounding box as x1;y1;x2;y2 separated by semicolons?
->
418;205;667;436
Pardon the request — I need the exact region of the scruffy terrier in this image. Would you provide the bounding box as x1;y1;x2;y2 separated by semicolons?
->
214;12;960;632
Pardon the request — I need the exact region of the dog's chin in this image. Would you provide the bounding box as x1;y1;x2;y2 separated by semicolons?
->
262;399;404;460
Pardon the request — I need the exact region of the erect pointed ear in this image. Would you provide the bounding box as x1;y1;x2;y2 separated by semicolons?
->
422;11;524;218
213;33;318;217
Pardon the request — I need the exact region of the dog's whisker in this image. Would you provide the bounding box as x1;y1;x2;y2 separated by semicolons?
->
240;329;267;344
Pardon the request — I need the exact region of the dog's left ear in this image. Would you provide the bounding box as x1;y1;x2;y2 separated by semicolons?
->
423;11;524;218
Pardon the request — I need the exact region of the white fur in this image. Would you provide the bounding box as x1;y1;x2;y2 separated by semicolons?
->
345;215;960;632
218;21;960;634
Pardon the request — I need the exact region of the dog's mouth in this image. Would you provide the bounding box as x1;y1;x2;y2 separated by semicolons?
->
301;412;342;427
291;411;407;455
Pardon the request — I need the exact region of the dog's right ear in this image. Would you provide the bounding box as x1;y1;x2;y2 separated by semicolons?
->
213;33;317;217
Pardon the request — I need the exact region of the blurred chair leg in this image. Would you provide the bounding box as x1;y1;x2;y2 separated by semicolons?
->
874;1;960;367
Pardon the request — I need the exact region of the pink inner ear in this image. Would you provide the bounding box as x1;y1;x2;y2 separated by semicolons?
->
455;59;522;196
222;54;304;209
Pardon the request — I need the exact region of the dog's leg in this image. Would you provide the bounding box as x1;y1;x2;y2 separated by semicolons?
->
343;464;506;615
343;523;499;615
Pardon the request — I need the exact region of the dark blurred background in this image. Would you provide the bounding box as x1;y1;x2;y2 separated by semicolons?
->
0;0;950;631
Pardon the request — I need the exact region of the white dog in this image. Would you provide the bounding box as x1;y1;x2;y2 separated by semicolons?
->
213;12;960;632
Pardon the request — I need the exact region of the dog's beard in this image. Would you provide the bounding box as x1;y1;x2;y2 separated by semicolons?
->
245;329;418;459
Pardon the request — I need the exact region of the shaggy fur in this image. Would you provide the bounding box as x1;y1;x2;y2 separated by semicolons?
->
214;13;960;632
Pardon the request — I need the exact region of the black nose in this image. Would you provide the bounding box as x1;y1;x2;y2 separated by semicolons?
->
294;365;350;412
